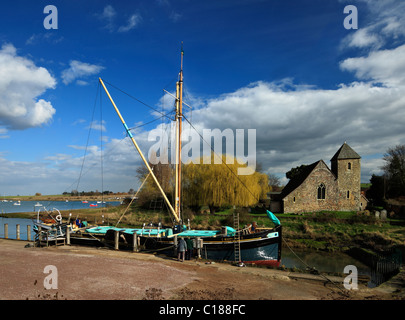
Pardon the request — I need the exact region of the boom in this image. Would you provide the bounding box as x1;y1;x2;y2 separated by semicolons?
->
99;77;180;224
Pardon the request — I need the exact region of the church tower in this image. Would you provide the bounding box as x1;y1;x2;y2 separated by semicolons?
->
330;142;361;211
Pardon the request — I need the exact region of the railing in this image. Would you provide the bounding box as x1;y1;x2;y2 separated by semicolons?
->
369;249;402;286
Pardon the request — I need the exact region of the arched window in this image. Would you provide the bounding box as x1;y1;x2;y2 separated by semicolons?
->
317;183;326;200
348;162;351;170
347;190;350;199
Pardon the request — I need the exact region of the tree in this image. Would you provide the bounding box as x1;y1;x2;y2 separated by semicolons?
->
382;145;405;198
366;174;386;206
268;173;281;192
286;165;308;180
182;154;269;214
136;162;173;209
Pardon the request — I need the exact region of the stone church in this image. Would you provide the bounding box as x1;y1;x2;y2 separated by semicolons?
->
271;142;368;213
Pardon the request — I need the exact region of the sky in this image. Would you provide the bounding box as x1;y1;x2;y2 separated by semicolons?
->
0;0;405;196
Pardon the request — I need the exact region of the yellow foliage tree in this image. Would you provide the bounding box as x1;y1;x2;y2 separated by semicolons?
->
182;154;269;213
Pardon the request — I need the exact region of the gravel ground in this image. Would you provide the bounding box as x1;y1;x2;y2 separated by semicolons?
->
0;239;399;301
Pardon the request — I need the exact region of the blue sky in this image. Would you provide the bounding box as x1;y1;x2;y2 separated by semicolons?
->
1;0;405;195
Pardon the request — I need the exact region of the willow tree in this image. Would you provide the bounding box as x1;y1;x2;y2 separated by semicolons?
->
182;154;269;214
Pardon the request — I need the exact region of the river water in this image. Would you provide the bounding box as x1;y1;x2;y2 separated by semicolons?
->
0;200;120;214
0;200;120;241
281;247;371;276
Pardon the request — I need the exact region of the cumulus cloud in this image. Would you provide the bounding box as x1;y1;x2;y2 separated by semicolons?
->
61;60;104;85
0;43;56;130
341;0;405;49
118;14;142;32
184;31;405;181
187;78;405;179
97;5;141;33
340;44;405;86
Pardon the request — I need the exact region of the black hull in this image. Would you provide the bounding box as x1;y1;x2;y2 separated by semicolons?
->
105;226;282;266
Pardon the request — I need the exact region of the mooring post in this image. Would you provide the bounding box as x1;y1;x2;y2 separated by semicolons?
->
4;223;8;239
174;235;178;256
114;230;119;250
16;224;20;240
133;233;138;252
38;226;42;246
66;226;70;245
27;225;31;241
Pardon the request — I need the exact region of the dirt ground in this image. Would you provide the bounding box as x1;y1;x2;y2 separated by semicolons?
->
0;239;401;301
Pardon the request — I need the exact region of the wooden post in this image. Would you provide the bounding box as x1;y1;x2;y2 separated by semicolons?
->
174;235;178;257
38;226;42;246
66;226;70;245
16;224;20;240
4;223;8;239
114;230;119;250
132;233;138;252
27;225;31;241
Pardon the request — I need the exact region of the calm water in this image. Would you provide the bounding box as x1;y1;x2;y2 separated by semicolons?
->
0;217;34;240
0;200;120;214
0;200;120;241
281;247;371;276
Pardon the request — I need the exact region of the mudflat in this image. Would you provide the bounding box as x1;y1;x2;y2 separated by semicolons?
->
0;239;398;301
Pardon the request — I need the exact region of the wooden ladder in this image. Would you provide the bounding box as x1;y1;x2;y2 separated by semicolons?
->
233;212;241;263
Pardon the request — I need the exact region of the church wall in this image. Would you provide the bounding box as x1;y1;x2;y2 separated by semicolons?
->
335;158;361;211
283;162;338;213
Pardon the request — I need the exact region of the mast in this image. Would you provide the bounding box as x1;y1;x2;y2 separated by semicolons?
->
175;45;184;223
99;78;180;224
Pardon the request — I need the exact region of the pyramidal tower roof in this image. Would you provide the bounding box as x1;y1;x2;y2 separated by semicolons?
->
330;142;361;161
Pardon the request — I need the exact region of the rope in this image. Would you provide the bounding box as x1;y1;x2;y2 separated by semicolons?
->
282;237;347;294
115;172;151;227
101;79;173;121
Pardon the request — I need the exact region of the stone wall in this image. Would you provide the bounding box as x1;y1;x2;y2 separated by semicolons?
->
335;158;361;211
283;161;339;213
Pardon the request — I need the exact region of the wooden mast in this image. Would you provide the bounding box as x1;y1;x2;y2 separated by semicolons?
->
175;45;184;223
99;77;180;223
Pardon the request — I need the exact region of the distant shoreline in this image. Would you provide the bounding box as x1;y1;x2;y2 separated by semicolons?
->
1;194;129;202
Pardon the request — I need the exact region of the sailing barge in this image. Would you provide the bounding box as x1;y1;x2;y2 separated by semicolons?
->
62;48;283;266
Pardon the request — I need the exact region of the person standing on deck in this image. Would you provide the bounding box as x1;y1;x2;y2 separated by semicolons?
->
178;237;186;262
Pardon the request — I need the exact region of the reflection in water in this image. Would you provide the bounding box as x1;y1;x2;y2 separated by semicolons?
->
281;247;371;276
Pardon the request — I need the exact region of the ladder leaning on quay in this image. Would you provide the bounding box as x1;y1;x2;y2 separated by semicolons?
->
233;212;241;263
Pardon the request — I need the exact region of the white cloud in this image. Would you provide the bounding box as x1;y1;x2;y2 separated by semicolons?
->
342;27;383;49
118;14;142;32
185;74;405;183
61;60;104;85
341;0;405;49
0;127;9;139
0;43;56;130
97;5;141;33
340;44;405;86
100;5;117;20
87;120;107;132
26;33;64;46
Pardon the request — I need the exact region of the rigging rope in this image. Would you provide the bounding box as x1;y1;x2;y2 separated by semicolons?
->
101;79;174;121
76;82;101;194
282;237;347;294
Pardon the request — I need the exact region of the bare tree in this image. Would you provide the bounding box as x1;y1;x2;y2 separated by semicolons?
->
382;145;405;198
